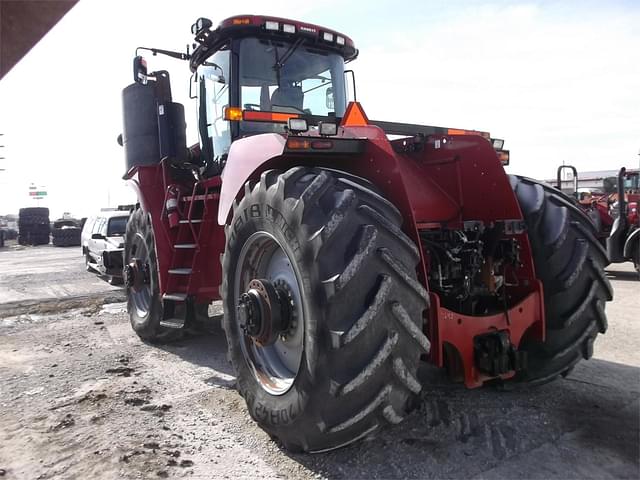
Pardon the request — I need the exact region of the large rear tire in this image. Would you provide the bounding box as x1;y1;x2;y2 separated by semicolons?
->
221;167;430;452
508;176;613;385
124;208;179;342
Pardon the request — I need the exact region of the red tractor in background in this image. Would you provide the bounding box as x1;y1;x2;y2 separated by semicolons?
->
605;168;639;274
556;165;613;242
557;165;640;275
120;15;612;452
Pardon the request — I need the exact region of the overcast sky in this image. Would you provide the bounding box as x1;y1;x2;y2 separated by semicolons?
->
0;0;638;218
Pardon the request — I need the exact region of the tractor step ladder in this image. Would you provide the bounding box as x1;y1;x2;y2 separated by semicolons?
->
168;268;192;275
163;293;188;302
159;318;186;329
161;181;220;328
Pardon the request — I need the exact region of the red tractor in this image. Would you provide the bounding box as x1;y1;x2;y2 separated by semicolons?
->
604;168;639;274
120;15;613;452
557;165;639;274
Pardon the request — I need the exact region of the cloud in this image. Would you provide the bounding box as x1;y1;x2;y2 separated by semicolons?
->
0;0;335;217
1;1;638;217
351;3;640;178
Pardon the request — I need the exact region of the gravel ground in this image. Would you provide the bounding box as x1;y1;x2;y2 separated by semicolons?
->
0;244;638;479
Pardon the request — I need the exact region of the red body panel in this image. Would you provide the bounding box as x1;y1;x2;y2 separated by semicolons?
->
431;285;544;387
629;201;638;227
216;122;543;387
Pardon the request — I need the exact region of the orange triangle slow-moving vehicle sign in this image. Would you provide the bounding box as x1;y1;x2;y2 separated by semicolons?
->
340;101;370;127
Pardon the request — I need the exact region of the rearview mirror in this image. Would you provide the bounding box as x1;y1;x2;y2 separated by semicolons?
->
91;233;105;240
344;69;357;102
497;151;510;166
133;56;148;84
202;61;226;84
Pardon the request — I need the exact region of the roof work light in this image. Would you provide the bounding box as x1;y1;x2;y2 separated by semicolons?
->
191;17;212;36
288;118;309;134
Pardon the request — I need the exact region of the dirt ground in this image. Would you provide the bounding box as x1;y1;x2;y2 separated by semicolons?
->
0;243;638;479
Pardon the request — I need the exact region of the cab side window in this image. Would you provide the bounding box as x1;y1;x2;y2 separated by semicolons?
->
196;47;231;167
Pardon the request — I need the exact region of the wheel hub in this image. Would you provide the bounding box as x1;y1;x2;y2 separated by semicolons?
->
125;259;149;292
273;278;298;340
237;279;292;346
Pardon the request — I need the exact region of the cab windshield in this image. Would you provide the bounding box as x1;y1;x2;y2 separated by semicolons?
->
625;174;639;190
238;37;347;136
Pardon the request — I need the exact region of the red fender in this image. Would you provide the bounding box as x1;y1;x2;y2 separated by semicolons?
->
218;133;287;225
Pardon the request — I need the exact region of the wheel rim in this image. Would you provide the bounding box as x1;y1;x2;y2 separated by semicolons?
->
234;232;304;395
129;233;152;318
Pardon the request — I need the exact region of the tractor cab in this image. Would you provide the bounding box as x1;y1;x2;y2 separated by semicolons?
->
126;15;357;177
620;170;639;195
190;16;356;172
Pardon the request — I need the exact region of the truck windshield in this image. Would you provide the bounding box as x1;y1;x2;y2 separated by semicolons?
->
238;37;347;136
107;216;128;236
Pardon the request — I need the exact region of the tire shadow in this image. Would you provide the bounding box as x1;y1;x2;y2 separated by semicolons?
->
153;313;236;386
137;307;640;479
277;359;639;479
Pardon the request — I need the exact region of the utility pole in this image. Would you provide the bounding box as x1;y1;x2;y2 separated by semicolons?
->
0;133;5;171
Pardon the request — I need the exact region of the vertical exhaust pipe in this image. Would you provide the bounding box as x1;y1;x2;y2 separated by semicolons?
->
556;165;578;199
607;167;628;262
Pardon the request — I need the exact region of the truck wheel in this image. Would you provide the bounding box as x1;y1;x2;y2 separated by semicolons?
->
85;253;95;272
508;176;613;386
221;167;430;452
124;208;179;342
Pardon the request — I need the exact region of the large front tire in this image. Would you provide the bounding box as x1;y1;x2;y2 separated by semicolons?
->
509;176;613;385
124;209;179;342
221;167;430;452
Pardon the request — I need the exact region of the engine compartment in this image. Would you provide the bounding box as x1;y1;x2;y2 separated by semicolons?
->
420;221;525;316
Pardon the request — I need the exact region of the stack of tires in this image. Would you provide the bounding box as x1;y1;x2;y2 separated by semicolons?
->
18;207;50;246
3;229;18;240
52;220;81;247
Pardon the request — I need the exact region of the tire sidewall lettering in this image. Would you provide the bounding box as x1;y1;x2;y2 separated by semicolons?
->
226;201;317;428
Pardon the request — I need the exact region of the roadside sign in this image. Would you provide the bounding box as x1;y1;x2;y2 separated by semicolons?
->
28;183;47;201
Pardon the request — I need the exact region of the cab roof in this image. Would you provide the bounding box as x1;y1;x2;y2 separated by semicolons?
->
190;14;357;71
